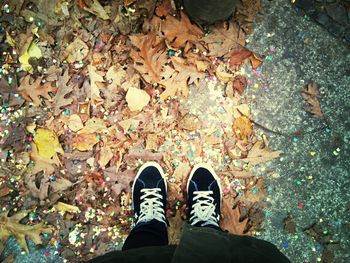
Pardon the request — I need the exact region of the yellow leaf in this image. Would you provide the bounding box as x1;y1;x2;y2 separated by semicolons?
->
33;128;64;159
5;32;15;47
53;202;80;212
19;41;42;72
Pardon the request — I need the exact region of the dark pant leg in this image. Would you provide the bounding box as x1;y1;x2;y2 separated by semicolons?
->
122;219;169;251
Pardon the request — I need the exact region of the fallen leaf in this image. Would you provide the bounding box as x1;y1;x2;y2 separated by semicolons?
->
30;143;60;175
0;210;52;253
68;114;84;132
72;132;100;151
216;65;233;83
168;211;184;244
130;34;167;84
159;11;203;48
302;83;323;118
104;168;135;195
172;162;191;183
232;116;253;142
54;70;74;116
64;38;89;63
33;128;64;159
220;197;248;235
145;134;159;151
232;75;247;95
19;40;42;72
118;118;140;132
18;76;57;106
88;64;104;104
54;202;80;212
229;48;252;67
201;22;245;57
242;140;283;166
178;114;202;131
233;104;250;118
83;0;110;20
244;179;266;203
249;53;263;69
98;146;113;167
79;117;107;134
125;87;150;111
106;65;127;86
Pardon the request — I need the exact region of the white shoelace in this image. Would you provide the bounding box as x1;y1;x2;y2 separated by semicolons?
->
190;191;219;227
135;188;166;224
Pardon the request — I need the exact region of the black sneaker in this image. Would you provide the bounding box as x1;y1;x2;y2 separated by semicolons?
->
186;163;222;228
132;162;167;226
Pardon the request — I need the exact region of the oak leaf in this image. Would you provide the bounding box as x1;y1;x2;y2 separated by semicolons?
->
18;75;57;106
160;11;203;48
302;83;323;118
243;140;283;166
201;22;245;57
54;70;74;115
220;197;248;235
104;168;135;195
130;34;167;84
0;210;52;253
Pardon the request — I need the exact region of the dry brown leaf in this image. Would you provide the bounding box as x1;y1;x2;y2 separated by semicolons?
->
249;53;263;69
158;11;203;48
178;113;202;131
201;21;245;57
78;117;107;134
68;114;84;132
98;146;113;168
244;179;266;203
302;83;323;118
54;70;74;116
233;116;253;142
130;34;167;84
220;197;248;235
106;65;127;87
125;87;150;111
88;64;104;104
145;134;159;151
83;0;110;20
243;140;283;166
232;75;247;95
168;211;184;244
104;168;135;195
63;38;89;63
72;132;100;151
172;162;191;183
0;210;53;253
18;75;57;106
229;48;252;67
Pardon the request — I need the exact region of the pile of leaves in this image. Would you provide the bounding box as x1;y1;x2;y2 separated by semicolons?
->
0;0;286;261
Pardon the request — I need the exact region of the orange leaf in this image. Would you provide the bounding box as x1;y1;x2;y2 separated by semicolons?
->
72;132;100;151
232;116;253;142
249;53;263;69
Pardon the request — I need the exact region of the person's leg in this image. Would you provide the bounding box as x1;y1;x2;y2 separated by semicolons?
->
186;163;222;230
122;162;169;251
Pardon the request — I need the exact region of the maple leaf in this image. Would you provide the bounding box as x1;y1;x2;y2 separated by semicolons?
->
0;210;52;253
17;75;57;106
54;70;74;116
220;197;248;235
130;34;167;84
242;140;283;166
160;11;204;48
201;21;245;57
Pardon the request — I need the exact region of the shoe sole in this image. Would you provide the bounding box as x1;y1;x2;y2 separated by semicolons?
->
131;161;167;207
186;163;223;203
